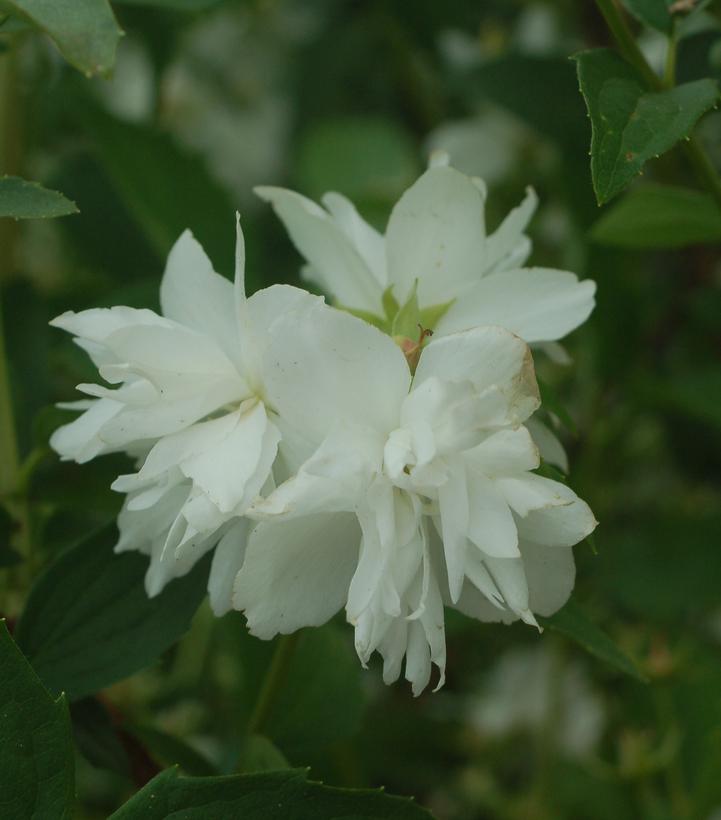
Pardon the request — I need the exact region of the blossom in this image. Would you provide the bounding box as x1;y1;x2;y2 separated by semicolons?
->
255;153;596;347
234;300;597;695
50;220;315;612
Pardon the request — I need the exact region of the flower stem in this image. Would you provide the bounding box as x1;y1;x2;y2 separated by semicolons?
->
594;0;721;210
247;632;301;736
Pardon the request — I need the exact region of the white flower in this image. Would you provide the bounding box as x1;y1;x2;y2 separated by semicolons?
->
50;219;316;612
255;153;596;346
233;301;597;695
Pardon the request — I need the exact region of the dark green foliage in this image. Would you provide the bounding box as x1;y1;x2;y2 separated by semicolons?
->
0;176;78;219
109;767;435;820
0;621;75;819
575;48;719;204
15;528;211;699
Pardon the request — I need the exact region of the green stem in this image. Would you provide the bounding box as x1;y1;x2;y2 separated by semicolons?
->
595;0;721;210
0;300;19;497
595;0;661;89
663;21;677;88
247;632;301;736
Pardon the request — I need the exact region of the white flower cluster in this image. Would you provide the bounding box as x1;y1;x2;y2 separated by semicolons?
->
52;157;597;694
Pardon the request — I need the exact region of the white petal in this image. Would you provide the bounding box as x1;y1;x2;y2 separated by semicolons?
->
159;230;239;363
526;417;568;472
437;458;469;603
50;398;124;463
252;423;381;520
322;192;387;287
179;403;279;513
465;426;540;476
255;186;382;314
385;165;486;306
516;491;597;548
415;325;539;426
466;472;519;558
262;300;409;445
484;555;535;624
497;473;579;518
521;541;576;617
436;269;596;343
483;186;537;274
208;519;250;616
234;512;360;638
241;284;321;388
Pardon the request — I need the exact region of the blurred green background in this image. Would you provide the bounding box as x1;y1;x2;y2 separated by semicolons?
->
2;1;721;818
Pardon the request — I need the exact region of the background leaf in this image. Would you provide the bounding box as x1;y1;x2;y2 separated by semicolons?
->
590;184;721;248
15;527;211;700
574;48;720;204
0;176;78;219
620;0;672;33
2;0;122;76
0;621;75;820
108;767;435;819
540;600;648;682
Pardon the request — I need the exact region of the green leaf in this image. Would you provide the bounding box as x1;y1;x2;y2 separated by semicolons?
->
3;0;122;76
540;600;648;683
574;48;720;204
590;184;721;248
392;281;422;340
382;286;400;324
620;0;672;33
0;176;78;219
419;299;454;334
15;527;210;700
71;95;238;276
0;621;75;819
109;767;435;819
264;624;366;757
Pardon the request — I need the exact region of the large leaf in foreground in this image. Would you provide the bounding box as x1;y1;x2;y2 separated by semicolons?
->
0;176;78;219
590;184;721;248
575;49;719;204
109;767;435;819
15;527;210;700
1;0;122;76
540;600;648;682
0;621;74;819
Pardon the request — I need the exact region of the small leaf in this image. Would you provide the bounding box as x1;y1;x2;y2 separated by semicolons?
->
574;48;720;204
0;621;75;819
0;176;78;219
3;0;122;76
382;285;400;323
392;280;422;340
108;767;435;819
337;304;387;331
590;184;721;248
620;0;673;33
15;527;210;700
540;600;648;683
419;299;455;333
